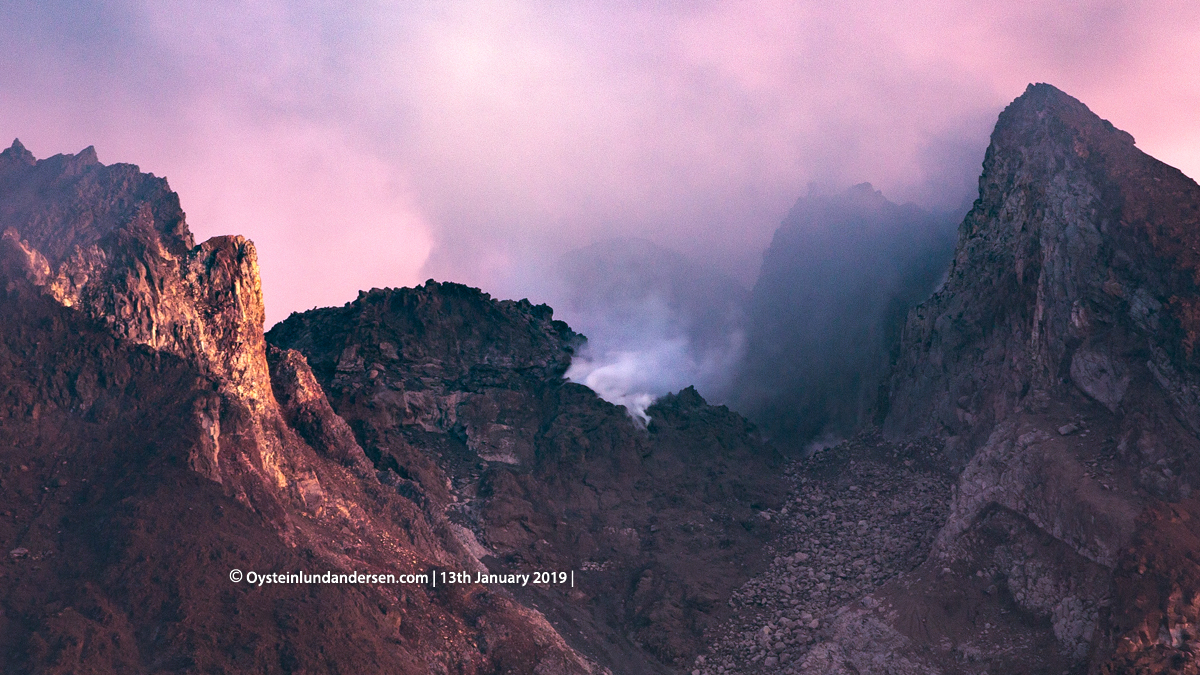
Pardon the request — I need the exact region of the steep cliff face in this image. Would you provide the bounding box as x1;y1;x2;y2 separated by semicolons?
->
267;283;788;673
0;141;596;674
854;84;1200;673
885;84;1200;458
0;139;282;491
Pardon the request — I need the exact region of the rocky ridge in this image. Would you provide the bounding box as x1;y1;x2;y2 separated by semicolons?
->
0;140;599;673
757;84;1200;673
267;283;788;673
5;81;1200;675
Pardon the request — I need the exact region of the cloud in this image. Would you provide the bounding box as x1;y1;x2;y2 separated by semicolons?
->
540;237;746;408
0;0;1197;328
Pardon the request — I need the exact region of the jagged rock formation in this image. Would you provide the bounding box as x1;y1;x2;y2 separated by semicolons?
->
792;84;1200;673
267;282;787;673
733;184;957;448
0;140;598;673
885;84;1200;463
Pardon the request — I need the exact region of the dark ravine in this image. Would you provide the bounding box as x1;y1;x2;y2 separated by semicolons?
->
4;81;1200;675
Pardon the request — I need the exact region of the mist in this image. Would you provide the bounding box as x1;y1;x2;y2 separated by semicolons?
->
729;183;962;447
547;238;748;420
2;1;1199;430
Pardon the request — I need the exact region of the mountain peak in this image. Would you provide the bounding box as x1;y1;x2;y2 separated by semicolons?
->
74;144;99;166
1;138;36;165
990;82;1135;155
1015;82;1086;110
871;83;1200;673
888;84;1200;444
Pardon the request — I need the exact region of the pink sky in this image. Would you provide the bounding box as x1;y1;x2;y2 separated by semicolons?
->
2;0;1198;324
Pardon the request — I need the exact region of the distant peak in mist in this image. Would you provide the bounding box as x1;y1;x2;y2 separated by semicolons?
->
730;182;962;448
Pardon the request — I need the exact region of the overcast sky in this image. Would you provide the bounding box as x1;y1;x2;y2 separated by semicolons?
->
2;0;1198;324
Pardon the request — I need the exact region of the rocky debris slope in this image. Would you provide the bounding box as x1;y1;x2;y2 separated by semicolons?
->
732;183;957;448
0;141;597;674
694;430;1124;675
859;84;1200;673
693;434;954;674
267;283;789;673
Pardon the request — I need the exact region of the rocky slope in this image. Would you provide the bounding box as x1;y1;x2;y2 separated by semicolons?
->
0;140;598;674
0;138;787;674
744;84;1200;674
266;282;787;673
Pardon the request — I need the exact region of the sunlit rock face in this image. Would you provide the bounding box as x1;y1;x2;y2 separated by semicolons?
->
0;142;269;400
0;139;279;486
0;140;601;674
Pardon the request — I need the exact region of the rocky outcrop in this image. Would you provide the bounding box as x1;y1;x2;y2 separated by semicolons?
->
268;283;789;673
0;139;282;492
864;84;1200;672
0;140;598;674
884;84;1200;457
1099;497;1200;674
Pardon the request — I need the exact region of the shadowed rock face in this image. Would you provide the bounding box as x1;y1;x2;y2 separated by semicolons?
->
0;140;599;674
885;83;1200;456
